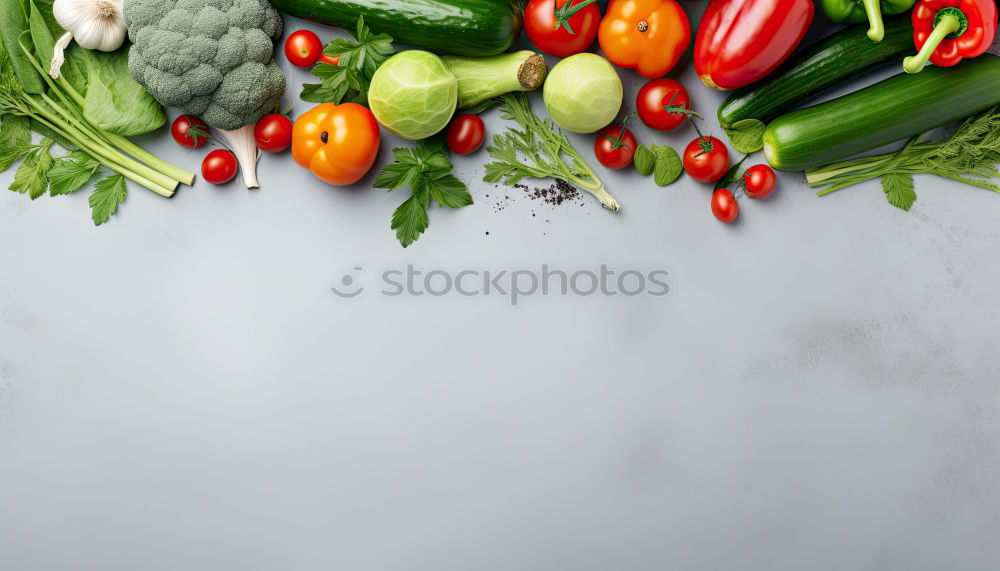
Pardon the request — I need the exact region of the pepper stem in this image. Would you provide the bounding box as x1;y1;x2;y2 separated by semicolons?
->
861;0;885;42
903;9;964;73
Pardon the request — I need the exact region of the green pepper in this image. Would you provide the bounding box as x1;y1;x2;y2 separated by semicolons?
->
821;0;917;42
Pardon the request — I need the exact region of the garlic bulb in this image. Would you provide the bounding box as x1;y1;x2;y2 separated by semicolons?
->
50;0;127;79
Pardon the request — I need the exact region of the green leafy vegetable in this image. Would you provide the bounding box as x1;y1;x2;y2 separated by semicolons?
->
484;93;619;211
48;151;100;196
9;139;52;199
725;118;766;154
806;106;1000;211
301;17;395;105
375;139;473;247
0;0;194;225
89;173;127;226
651;145;682;186
0;114;31;171
634;144;656;176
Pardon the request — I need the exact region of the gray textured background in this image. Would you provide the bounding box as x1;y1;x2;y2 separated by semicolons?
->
2;3;999;569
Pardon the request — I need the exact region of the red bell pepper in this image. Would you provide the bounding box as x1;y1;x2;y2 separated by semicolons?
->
902;0;997;73
694;0;814;90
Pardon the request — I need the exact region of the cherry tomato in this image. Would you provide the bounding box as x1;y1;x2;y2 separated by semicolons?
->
712;188;739;223
636;79;693;132
683;136;730;183
254;114;293;153
743;164;776;199
202;149;238;185
446;114;486;155
171;115;209;149
594;124;637;170
284;30;324;68
292;102;381;186
524;0;601;58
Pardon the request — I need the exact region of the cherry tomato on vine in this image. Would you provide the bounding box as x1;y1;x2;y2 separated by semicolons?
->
446;114;486;155
743;164;776;199
636;79;695;131
712;188;739;223
683;135;730;183
524;0;601;58
171;115;209;149
594;123;637;170
202;149;238;185
254;114;293;153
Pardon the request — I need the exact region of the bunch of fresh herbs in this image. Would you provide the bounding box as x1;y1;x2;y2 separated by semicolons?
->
806;106;1000;211
375;139;473;247
300;17;395;106
484;93;619;211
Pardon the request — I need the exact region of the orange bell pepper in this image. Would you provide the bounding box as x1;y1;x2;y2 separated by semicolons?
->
598;0;691;78
292;102;381;187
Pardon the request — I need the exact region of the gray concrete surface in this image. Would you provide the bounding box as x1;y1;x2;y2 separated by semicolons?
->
2;4;999;570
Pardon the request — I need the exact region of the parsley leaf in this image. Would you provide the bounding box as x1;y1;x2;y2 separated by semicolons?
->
301;17;394;105
881;172;916;211
0;114;32;172
376;139;473;247
48;151;100;196
89;173;127;226
9;140;53;199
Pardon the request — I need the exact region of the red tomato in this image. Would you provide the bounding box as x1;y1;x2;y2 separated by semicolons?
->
743;164;776;199
683;136;730;183
712;188;739;223
636;79;693;132
594;124;637;170
171;115;209;149
284;30;324;68
254;114;294;153
524;0;601;58
202;149;238;185
446;114;486;155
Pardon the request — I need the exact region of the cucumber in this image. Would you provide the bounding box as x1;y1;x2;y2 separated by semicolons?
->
718;17;913;152
268;0;523;57
763;55;1000;172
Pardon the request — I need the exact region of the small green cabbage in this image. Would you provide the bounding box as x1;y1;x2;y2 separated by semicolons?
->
543;54;623;134
368;51;458;140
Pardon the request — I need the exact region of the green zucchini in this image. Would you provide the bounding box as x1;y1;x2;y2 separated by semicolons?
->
763;55;1000;172
268;0;523;57
718;17;913;152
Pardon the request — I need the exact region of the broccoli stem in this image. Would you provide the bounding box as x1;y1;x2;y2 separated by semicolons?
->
216;127;261;189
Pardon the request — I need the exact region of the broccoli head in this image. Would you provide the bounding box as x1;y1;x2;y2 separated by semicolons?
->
124;0;286;131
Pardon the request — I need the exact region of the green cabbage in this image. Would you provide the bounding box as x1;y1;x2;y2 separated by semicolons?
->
542;54;623;134
368;51;458;140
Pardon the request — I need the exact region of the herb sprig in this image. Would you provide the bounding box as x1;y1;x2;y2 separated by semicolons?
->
806;106;1000;211
300;17;395;106
484;93;620;211
375;139;473;247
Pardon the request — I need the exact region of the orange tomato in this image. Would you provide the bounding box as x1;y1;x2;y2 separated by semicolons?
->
598;0;691;78
292;102;381;186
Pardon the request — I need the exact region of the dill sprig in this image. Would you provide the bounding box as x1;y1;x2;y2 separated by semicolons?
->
806;107;1000;211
